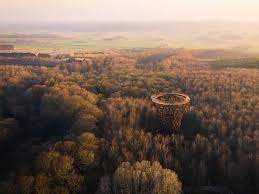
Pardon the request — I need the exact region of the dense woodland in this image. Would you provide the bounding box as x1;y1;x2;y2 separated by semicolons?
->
0;49;257;194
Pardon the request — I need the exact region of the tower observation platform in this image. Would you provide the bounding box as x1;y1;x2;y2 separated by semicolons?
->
151;93;190;132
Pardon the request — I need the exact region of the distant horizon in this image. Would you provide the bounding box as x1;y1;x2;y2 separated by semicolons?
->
1;20;259;36
1;19;259;54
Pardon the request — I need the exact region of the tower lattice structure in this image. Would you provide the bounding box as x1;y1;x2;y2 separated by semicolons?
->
151;93;190;132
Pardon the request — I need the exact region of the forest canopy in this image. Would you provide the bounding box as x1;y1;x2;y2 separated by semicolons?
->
0;48;257;194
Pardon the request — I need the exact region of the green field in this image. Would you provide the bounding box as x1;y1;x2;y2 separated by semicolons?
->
211;58;259;69
1;26;259;53
4;34;166;52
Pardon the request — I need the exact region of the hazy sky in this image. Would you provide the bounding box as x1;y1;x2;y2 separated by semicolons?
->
1;0;259;22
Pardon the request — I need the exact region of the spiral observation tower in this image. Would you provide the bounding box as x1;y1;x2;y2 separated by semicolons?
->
151;93;190;132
